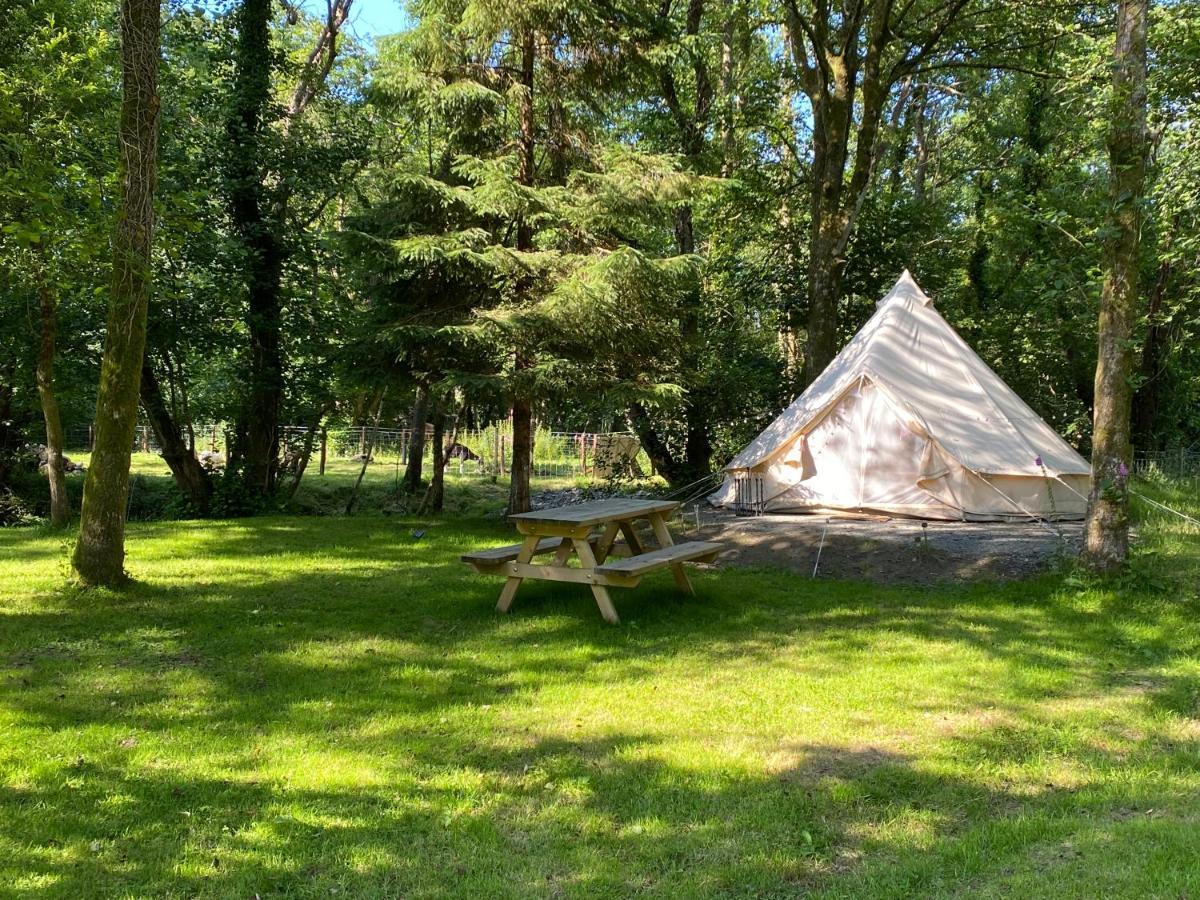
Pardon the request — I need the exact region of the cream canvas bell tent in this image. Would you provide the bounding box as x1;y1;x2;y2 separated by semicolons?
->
712;271;1091;520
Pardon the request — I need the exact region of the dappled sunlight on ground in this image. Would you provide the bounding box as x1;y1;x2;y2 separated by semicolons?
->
0;484;1198;896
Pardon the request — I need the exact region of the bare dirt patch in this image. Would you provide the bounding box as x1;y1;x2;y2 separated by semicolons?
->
677;507;1082;585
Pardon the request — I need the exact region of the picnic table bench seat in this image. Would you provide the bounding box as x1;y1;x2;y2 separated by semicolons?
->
461;537;572;565
594;541;723;577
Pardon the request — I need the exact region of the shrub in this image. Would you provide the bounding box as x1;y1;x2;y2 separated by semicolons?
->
0;489;35;526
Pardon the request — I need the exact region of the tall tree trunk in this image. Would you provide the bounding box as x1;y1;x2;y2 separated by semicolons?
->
403;382;430;493
418;404;447;514
776;20;805;385
885;76;915;199
782;0;966;384
73;0;160;586
140;362;211;514
508;28;537;515
675;205;712;483
226;0;284;498
633;1;716;483
912;86;933;204
805;214;846;384
1083;0;1148;574
508;384;533;514
35;270;69;527
719;1;737;175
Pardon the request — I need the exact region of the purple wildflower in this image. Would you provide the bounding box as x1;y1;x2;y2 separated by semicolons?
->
1034;455;1043;468
1118;462;1129;478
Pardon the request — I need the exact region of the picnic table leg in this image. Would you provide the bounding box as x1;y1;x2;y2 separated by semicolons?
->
496;533;542;614
571;537;620;625
593;522;620;563
618;521;644;555
647;512;694;595
551;538;573;566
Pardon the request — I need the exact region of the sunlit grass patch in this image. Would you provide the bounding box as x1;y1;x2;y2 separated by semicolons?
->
1;479;1198;896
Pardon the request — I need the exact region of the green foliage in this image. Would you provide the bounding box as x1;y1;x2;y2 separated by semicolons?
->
4;0;1200;509
0;487;35;526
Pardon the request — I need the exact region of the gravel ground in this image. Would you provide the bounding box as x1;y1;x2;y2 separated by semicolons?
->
676;506;1084;585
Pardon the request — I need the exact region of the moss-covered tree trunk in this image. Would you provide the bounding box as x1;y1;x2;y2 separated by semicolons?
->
72;0;160;585
1084;0;1148;574
35;271;69;527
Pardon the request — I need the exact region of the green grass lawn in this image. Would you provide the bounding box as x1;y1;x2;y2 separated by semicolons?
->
1;482;1198;898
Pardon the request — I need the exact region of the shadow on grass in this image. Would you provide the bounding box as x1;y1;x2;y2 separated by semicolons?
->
3;724;1198;897
4;513;1199;728
2;512;1199;895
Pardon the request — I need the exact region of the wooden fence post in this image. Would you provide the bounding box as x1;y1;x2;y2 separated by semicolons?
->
319;427;327;476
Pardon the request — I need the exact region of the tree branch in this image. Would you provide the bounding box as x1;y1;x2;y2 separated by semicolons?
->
286;0;354;124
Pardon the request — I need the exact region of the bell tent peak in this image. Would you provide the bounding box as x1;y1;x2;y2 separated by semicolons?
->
878;269;934;307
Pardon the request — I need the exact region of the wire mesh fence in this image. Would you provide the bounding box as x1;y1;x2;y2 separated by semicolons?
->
1132;449;1200;480
63;423;653;481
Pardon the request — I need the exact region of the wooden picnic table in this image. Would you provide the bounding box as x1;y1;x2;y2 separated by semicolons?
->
462;498;722;624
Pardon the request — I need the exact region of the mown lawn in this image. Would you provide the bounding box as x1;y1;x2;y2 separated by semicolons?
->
1;483;1198;898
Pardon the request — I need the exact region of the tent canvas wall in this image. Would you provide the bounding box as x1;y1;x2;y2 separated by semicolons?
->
712;271;1091;520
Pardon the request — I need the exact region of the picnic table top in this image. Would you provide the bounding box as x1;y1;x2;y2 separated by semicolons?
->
508;497;679;529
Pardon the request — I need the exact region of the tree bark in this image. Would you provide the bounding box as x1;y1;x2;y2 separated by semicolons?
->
628;403;689;486
226;0;284;497
782;0;968;384
508;28;537;515
35;270;69;527
508;387;533;515
1083;0;1147;574
719;0;737;175
632;1;716;484
140;362;212;514
73;0;160;586
675;205;713;483
418;404;447;514
403;382;430;493
777;20;805;385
